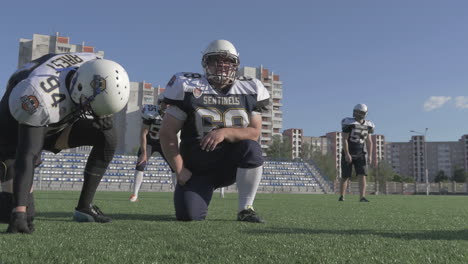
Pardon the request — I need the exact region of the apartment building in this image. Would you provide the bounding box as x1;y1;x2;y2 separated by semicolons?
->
238;66;283;152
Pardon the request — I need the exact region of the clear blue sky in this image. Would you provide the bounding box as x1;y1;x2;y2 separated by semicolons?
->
1;0;467;142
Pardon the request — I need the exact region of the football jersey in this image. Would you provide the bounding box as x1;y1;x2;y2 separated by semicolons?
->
141;104;163;145
8;53;102;130
341;117;375;156
164;72;270;145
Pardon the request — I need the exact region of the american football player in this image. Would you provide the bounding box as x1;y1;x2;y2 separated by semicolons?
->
130;94;175;202
0;53;130;233
160;39;269;222
339;104;375;202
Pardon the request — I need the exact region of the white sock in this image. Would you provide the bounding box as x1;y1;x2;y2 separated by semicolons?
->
236;166;262;212
220;187;225;198
133;171;144;196
171;172;177;189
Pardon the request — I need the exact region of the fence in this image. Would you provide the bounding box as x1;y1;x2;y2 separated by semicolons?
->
334;180;468;195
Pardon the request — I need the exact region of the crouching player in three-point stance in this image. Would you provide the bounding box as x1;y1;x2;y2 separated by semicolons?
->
0;52;130;233
160;39;269;222
339;104;375;202
130;94;176;202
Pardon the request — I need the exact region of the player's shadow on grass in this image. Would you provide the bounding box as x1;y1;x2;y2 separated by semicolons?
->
245;228;468;241
37;212;175;222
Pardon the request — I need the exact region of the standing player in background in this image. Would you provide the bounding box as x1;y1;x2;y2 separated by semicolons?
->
130;95;176;202
160;39;269;222
0;53;130;233
339;104;374;202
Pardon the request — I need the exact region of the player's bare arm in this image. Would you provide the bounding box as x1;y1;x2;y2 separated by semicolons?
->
160;113;191;185
200;114;262;152
366;135;373;166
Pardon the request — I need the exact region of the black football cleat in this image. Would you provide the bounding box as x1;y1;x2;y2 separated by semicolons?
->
360;197;370;202
338;196;345;202
237;208;265;223
7;212;32;234
73;204;112;223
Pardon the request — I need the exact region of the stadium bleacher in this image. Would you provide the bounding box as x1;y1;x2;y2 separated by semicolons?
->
34;151;331;194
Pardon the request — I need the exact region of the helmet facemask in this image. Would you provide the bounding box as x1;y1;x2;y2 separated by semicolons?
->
74;74;109;119
353;109;367;121
158;101;167;117
202;53;239;89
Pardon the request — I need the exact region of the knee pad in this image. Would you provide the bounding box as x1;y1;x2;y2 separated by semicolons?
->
135;160;147;172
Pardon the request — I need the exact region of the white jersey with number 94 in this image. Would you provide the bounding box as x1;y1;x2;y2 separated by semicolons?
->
8;53;103;127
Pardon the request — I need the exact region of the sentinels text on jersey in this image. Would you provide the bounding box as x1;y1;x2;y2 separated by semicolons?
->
342;117;375;156
164;72;270;145
141;104;163;145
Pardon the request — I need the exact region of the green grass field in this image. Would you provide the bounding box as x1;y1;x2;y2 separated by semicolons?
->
1;191;468;264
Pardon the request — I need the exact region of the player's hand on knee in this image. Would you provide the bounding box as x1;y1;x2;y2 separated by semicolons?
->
200;129;225;151
345;154;352;164
177;168;192;186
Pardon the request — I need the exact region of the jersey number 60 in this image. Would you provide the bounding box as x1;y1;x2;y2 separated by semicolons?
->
195;108;249;136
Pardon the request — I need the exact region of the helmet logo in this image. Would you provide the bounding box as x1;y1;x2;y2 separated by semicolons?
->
193;87;203;98
90;75;107;96
21;95;40;114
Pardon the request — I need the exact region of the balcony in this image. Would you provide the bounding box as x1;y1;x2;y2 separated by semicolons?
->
272;93;282;99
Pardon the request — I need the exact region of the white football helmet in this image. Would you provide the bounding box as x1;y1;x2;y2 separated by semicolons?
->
141;104;159;120
201;40;240;88
70;59;130;117
353;104;368;120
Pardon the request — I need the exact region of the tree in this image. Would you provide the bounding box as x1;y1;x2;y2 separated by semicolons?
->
265;135;292;160
367;160;395;193
299;142;313;160
310;152;338;181
392;174;402;182
434;170;449;183
391;174;415;183
452;167;467;183
401;175;415;183
126;146;140;156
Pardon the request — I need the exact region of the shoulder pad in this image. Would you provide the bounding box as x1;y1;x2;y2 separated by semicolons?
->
9;79;50;126
232;77;270;101
342;117;357;126
364;120;375;128
164;72;207;101
252;78;270;101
